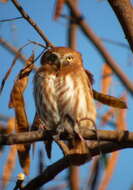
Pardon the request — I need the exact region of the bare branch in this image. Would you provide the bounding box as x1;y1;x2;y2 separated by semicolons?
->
21;137;133;190
22;157;70;190
0;129;133;146
108;0;133;52
11;0;54;47
66;0;133;96
0;37;27;63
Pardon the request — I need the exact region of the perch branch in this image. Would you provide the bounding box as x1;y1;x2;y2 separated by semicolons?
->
11;0;54;47
1;129;133;189
66;0;133;96
0;129;133;145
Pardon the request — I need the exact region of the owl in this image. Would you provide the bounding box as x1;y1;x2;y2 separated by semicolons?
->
33;47;96;163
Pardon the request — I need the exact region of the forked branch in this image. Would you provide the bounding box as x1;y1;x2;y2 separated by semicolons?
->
11;0;54;47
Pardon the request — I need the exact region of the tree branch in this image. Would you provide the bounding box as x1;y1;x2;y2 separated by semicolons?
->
11;0;54;47
1;129;133;145
1;128;133;189
0;37;27;63
108;0;133;52
66;0;133;96
21;137;133;190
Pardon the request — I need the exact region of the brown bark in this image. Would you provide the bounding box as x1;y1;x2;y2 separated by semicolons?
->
108;0;133;52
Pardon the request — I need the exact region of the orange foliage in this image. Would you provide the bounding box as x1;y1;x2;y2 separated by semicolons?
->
101;63;112;94
8;54;34;175
98;152;119;190
2;146;17;188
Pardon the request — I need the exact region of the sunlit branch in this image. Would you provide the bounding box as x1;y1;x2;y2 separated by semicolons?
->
108;0;133;52
0;129;133;145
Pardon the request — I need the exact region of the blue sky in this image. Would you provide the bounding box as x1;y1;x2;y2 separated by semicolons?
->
0;0;133;189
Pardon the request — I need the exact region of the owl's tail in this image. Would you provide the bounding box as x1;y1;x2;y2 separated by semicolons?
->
54;118;92;166
55;137;91;166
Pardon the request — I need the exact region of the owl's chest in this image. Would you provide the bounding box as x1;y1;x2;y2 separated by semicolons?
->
41;73;76;112
44;74;75;101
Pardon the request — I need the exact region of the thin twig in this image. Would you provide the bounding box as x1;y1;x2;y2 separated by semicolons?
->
66;0;133;96
0;42;31;94
28;40;46;48
0;37;27;62
11;0;54;47
0;16;23;22
0;37;38;71
101;38;130;49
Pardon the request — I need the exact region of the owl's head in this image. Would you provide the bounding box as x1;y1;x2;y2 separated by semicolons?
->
40;47;83;70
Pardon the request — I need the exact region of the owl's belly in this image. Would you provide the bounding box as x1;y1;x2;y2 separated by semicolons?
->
34;73;96;130
56;75;96;124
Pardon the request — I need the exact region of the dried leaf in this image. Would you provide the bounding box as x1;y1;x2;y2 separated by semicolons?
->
98;151;119;190
8;54;34;175
0;0;8;3
6;117;15;134
18;55;34;79
2;146;17;188
93;90;127;109
101;63;112;94
100;108;114;127
54;0;65;20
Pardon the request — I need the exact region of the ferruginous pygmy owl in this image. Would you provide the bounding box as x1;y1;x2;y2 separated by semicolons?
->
33;47;96;162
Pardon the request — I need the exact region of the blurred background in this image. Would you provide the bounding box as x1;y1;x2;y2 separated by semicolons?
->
0;0;133;189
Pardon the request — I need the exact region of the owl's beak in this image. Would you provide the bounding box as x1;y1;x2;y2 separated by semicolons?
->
56;61;62;70
56;59;64;70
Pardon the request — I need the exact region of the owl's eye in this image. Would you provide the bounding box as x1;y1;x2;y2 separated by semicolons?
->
66;55;73;62
47;53;58;62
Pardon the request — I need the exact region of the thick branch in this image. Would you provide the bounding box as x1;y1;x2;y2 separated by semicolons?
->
22;139;133;190
1;129;133;145
108;0;133;52
11;0;54;47
1;129;132;189
66;0;133;96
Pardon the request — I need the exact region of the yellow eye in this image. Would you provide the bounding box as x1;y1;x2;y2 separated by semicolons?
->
66;56;73;62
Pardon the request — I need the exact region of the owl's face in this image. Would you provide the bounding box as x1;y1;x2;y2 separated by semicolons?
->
41;47;83;70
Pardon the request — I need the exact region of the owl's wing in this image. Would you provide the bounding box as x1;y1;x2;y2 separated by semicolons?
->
85;69;127;109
